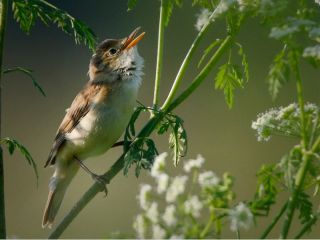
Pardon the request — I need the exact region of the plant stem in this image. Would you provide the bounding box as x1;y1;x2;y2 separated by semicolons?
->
0;0;8;237
165;35;233;112
161;8;220;110
294;214;317;239
260;201;288;239
281;153;312;239
200;214;215;238
152;0;166;108
280;54;309;239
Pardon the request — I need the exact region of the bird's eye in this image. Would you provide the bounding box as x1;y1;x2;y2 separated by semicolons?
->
109;48;118;55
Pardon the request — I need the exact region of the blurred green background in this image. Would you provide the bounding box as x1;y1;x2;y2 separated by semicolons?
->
3;0;320;238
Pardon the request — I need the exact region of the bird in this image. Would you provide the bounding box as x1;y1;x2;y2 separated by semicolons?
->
42;27;145;228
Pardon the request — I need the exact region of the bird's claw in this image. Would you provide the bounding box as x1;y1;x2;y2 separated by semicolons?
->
91;174;108;196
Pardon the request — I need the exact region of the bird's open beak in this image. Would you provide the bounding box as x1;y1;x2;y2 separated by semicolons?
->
122;27;145;50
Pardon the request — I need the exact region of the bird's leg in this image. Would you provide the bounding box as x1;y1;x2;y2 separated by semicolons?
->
74;156;108;196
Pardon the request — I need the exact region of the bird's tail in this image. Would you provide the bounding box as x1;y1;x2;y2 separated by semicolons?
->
42;162;79;228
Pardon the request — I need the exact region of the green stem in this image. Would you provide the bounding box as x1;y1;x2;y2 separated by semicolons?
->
152;0;166;108
294;56;308;149
0;0;8;238
165;35;233;112
294;214;317;239
161;8;220;110
200;214;215;238
280;153;311;239
260;201;288;239
280;54;309;239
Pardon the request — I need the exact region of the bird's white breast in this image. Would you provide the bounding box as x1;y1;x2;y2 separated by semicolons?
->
65;77;140;160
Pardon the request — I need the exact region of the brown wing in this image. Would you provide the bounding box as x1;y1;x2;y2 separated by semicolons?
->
44;82;104;167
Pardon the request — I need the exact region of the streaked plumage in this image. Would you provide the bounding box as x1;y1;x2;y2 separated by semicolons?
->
42;28;145;228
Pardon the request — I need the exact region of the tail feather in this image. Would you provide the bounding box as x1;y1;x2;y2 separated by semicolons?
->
42;162;79;228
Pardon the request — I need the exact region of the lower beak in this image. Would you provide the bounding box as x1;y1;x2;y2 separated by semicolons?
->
123;27;145;50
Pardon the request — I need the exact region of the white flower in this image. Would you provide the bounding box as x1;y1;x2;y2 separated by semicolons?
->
133;214;146;239
229;202;254;232
146;202;159;223
198;171;220;188
184;195;203;218
195;8;212;31
138;184;152;210
162;205;176;227
183;154;205;172
316;0;320;6
151;152;168;178
152;224;166;239
157;173;169;194
303;45;320;60
166;175;188;203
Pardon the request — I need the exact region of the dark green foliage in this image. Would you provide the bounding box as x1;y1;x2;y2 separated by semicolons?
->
296;192;313;224
12;0;96;51
123;137;158;177
3;67;45;96
127;0;137;11
250;164;280;216
0;138;38;184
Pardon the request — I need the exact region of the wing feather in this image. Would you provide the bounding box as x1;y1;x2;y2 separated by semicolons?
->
44;82;104;167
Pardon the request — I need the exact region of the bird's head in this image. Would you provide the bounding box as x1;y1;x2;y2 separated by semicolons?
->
89;27;145;82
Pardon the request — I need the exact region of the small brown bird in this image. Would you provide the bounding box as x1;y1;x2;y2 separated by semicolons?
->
42;28;145;228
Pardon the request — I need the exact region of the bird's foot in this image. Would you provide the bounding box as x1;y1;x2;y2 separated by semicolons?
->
91;174;109;196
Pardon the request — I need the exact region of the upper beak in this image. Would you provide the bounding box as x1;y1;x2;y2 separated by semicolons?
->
122;27;145;50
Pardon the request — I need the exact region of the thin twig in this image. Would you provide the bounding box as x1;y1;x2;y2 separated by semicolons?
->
152;0;166;108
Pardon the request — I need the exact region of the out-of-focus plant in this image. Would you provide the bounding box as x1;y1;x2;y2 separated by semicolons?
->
133;153;254;239
0;0;96;237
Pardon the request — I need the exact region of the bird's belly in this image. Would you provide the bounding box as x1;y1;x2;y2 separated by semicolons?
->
65;102;133;160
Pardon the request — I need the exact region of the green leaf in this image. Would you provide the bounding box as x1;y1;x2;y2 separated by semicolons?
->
127;0;137;11
162;0;183;27
3;67;46;96
237;43;249;82
267;46;290;100
297;192;313;224
214;63;244;108
198;38;223;68
12;0;97;51
1;138;39;184
123;137;158;177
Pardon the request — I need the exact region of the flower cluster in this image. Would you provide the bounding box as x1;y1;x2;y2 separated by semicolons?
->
252;103;319;141
133;153;254;238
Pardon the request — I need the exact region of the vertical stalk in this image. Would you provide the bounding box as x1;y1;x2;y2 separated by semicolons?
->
0;0;8;238
260;201;288;239
161;8;218;110
152;0;166;108
280;55;309;239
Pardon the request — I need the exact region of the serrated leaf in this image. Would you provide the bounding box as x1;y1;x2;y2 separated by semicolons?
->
127;0;137;11
237;43;249;82
297;192;313;224
1;138;39;184
267;46;290;100
3;67;46;96
198;38;223;68
215;63;244;108
12;0;97;51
